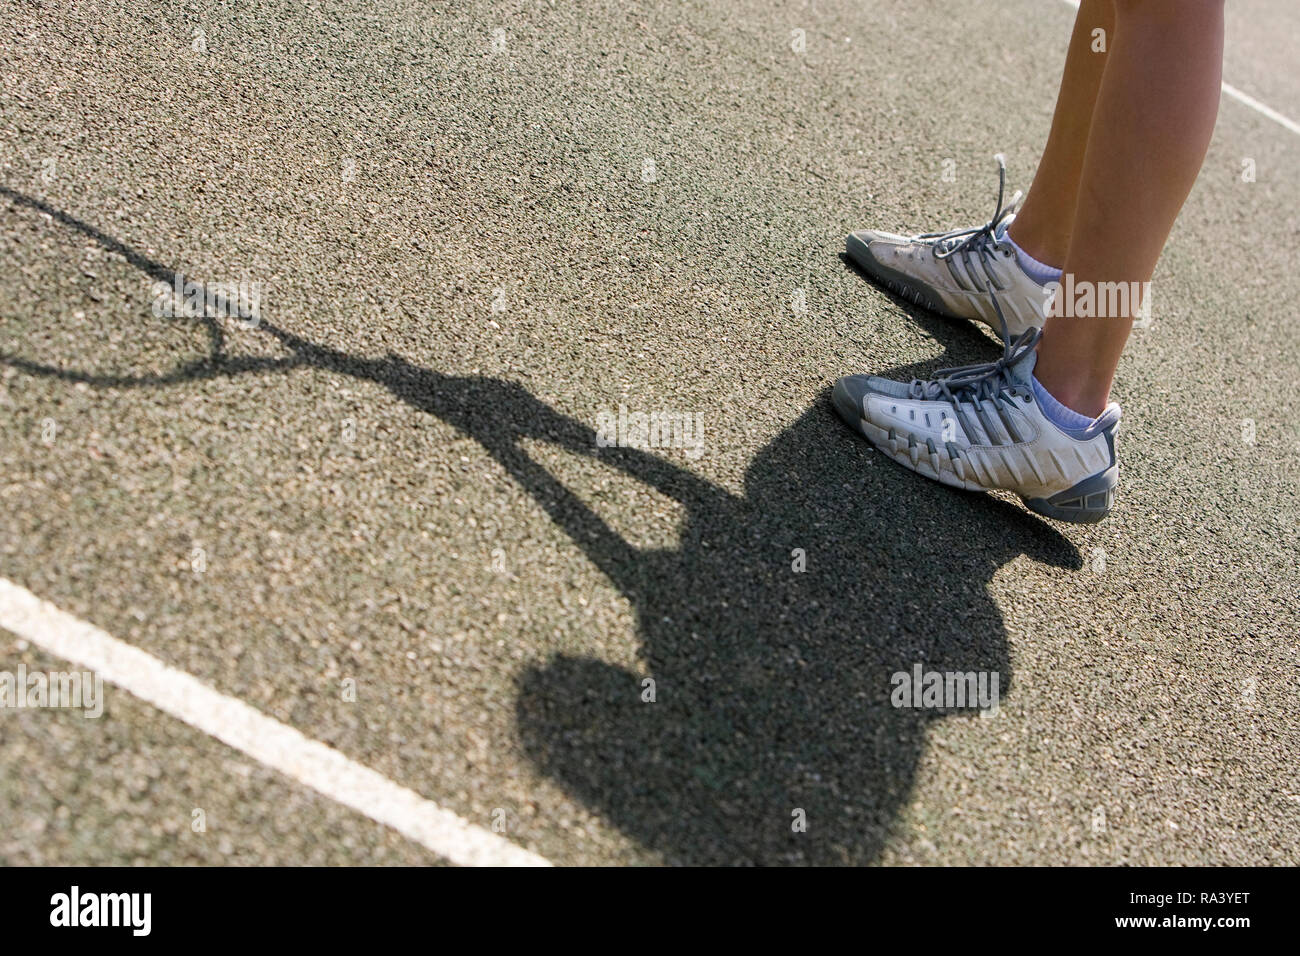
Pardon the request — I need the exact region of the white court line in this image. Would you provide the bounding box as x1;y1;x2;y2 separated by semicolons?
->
0;577;551;867
1221;82;1300;138
1057;0;1300;139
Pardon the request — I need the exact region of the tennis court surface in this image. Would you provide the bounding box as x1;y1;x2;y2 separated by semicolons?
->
1;0;1297;865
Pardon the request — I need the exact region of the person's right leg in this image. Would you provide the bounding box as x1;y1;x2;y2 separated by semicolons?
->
1006;0;1115;269
1033;0;1224;415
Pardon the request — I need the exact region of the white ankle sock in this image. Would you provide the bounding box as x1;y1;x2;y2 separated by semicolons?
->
1004;233;1062;286
1031;374;1094;430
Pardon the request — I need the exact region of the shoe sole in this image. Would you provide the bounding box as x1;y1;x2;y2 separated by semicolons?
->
831;378;1116;524
845;232;954;317
1021;467;1117;524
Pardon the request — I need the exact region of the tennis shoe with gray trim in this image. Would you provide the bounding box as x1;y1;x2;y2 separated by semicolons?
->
832;330;1121;523
847;157;1050;341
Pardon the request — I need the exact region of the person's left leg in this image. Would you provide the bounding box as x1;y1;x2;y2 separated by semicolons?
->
843;0;1116;344
1006;0;1115;271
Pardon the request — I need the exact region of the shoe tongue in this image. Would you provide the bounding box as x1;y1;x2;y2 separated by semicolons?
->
1006;344;1037;385
993;215;1014;241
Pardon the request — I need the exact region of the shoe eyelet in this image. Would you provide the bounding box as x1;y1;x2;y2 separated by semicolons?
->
1023;395;1033;403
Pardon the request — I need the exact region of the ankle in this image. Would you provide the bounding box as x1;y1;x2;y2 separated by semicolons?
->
1005;221;1067;272
1030;374;1097;428
1004;232;1063;286
1031;364;1109;419
1037;384;1108;420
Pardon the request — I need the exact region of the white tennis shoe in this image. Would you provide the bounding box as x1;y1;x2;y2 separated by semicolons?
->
846;157;1051;341
833;330;1121;523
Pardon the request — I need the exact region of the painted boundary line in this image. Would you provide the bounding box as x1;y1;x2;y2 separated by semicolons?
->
1057;0;1300;139
1221;82;1300;138
0;577;551;867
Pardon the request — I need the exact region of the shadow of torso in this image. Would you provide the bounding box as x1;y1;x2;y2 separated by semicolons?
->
500;392;1080;865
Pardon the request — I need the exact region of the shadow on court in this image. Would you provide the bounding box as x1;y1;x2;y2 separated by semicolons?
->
1;187;1080;864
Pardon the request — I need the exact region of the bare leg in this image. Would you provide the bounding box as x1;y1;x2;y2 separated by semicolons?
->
1007;0;1115;267
1034;0;1224;416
